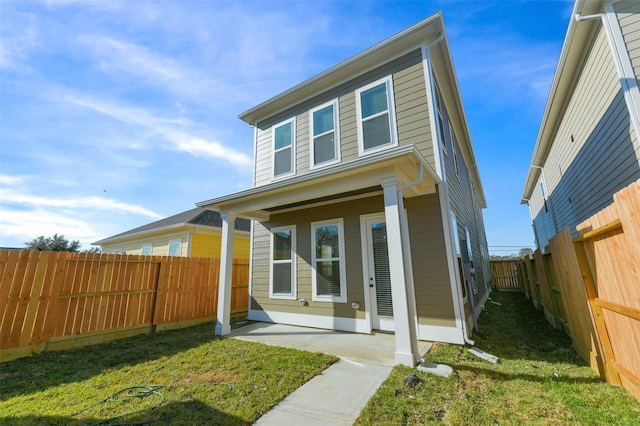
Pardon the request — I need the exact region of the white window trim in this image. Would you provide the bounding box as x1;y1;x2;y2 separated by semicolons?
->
168;239;182;256
311;218;347;303
465;228;473;262
269;225;297;300
451;215;461;256
451;130;460;181
437;86;447;154
355;75;399;156
309;99;340;169
141;243;153;256
272;117;296;180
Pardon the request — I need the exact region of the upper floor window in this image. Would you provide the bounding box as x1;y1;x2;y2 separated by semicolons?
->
141;244;152;256
273;118;295;178
435;86;447;153
356;76;398;155
451;128;460;180
310;100;340;168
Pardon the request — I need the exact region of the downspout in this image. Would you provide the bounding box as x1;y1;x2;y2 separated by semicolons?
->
575;7;640;149
424;32;474;346
521;197;541;250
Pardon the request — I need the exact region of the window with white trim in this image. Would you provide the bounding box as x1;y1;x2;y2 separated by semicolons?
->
141;244;152;255
356;76;397;154
168;239;181;256
451;129;460;179
435;85;447;153
273;118;295;178
311;219;346;302
270;226;296;299
451;215;466;299
310;100;339;167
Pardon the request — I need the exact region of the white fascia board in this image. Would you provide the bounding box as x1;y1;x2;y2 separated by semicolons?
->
197;145;439;217
435;32;488;209
522;0;604;202
93;223;189;245
238;14;442;126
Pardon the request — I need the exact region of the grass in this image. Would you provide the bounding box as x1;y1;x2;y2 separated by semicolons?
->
356;291;640;425
0;320;337;425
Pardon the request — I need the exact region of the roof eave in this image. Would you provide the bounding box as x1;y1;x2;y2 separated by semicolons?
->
238;13;442;126
521;0;603;201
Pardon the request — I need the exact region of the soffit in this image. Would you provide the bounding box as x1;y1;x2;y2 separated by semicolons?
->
197;146;439;220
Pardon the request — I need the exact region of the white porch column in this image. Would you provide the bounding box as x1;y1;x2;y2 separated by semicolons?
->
381;177;419;366
215;211;236;336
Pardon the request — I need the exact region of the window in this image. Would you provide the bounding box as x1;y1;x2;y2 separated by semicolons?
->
451;215;461;256
451;130;460;179
141;244;152;255
356;76;397;154
168;239;181;256
451;215;466;299
311;219;346;302
465;228;473;264
310;100;339;167
435;85;447;153
270;226;296;299
273;118;295;178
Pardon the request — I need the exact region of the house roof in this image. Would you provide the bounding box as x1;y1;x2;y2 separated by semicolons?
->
236;12;486;209
521;0;603;202
197;145;440;220
93;207;251;245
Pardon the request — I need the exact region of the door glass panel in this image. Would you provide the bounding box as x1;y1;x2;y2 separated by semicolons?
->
372;222;393;316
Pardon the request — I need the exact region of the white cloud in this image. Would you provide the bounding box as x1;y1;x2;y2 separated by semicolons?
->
0;11;39;71
0;208;102;248
0;187;162;219
62;94;252;166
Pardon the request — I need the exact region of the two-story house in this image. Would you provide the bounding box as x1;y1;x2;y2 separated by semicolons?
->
521;0;640;251
198;13;491;366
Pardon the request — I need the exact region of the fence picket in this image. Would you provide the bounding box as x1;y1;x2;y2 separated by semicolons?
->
1;251;248;362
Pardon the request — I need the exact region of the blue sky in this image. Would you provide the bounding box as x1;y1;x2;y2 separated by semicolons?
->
0;0;573;254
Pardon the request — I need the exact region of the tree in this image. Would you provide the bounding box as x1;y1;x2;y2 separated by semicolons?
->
25;234;81;252
519;247;534;257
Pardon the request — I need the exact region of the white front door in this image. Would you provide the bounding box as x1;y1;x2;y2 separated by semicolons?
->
363;214;394;332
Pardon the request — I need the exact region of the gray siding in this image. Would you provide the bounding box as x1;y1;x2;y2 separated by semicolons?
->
532;23;640;249
616;1;640;84
252;49;435;187
250;193;455;328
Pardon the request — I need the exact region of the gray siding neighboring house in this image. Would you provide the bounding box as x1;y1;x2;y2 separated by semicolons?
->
522;0;640;251
198;13;491;367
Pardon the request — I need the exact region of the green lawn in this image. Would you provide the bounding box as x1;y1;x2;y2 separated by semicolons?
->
356;291;640;425
0;321;337;425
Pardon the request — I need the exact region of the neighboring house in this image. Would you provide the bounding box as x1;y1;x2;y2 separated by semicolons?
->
93;208;251;259
522;0;640;251
198;13;491;366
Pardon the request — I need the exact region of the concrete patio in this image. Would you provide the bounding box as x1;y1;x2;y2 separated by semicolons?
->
230;322;433;425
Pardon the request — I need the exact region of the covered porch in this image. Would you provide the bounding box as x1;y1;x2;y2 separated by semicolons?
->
197;145;440;366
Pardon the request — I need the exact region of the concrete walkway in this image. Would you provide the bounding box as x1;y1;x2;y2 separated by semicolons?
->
230;323;432;425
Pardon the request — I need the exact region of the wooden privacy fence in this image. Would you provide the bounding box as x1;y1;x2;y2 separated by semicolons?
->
517;180;640;402
0;251;249;362
489;260;521;291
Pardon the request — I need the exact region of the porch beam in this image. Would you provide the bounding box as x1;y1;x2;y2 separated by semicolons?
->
215;211;236;336
381;177;419;366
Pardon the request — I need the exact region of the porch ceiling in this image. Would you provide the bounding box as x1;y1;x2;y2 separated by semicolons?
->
196;145;439;220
